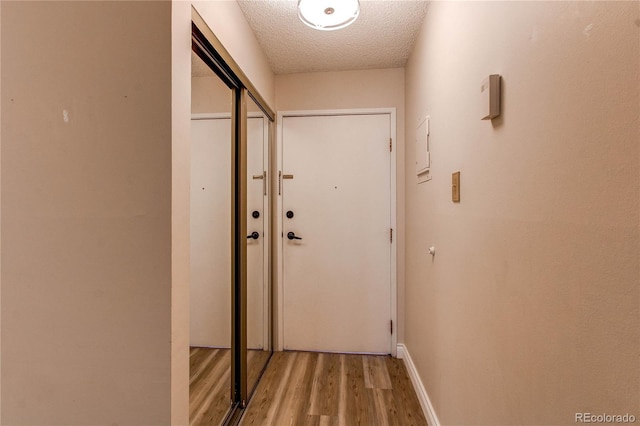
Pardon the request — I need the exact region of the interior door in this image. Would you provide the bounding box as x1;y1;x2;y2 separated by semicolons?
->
247;115;266;352
281;114;392;354
190;116;267;350
190;117;231;348
247;107;272;395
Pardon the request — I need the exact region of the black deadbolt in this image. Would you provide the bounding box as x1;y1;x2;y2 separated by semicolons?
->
286;210;294;219
252;210;260;219
247;231;259;240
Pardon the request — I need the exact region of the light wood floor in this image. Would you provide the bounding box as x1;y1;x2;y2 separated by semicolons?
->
239;351;428;426
190;347;271;426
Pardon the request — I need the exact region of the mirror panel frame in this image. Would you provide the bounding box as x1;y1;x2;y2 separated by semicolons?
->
191;7;274;424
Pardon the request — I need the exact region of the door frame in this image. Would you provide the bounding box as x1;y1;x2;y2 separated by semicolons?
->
275;108;397;357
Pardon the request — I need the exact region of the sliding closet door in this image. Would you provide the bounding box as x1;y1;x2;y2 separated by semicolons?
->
192;8;275;419
246;96;271;396
189;50;234;426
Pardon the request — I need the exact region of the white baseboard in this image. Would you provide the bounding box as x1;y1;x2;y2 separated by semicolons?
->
397;343;441;426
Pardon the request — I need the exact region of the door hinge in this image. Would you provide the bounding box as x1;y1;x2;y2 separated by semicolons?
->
390;228;393;243
390;320;393;335
389;137;393;152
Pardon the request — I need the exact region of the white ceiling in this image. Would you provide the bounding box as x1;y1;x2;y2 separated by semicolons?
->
237;0;429;75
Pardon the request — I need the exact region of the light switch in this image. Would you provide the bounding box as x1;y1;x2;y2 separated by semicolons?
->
452;171;460;202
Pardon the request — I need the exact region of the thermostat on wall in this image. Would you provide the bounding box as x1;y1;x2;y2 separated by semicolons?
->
481;74;501;120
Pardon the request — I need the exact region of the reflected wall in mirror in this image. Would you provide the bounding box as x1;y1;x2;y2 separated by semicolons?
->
246;96;272;395
189;49;233;426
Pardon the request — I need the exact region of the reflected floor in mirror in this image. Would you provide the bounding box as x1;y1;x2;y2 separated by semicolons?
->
239;351;428;426
190;347;271;426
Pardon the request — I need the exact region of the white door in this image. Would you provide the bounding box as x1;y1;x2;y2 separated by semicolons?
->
190;117;231;347
247;116;267;350
281;113;392;354
190;116;267;349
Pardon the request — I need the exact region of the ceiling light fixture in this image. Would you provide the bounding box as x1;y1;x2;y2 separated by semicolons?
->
298;0;360;31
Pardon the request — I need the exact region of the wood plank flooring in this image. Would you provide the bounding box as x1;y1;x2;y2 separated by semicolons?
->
248;350;272;393
239;351;428;426
190;347;232;426
190;347;272;426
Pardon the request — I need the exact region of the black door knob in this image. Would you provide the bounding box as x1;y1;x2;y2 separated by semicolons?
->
287;232;302;240
252;210;260;219
247;231;259;240
286;210;294;219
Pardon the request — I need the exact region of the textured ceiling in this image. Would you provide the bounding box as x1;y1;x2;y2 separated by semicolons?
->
237;0;429;75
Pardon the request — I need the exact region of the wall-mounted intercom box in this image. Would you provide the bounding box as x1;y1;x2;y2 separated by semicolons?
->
481;74;501;120
416;116;431;182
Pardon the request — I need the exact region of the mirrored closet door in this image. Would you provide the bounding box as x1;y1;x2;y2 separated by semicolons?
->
246;96;271;396
190;8;275;425
189;49;234;426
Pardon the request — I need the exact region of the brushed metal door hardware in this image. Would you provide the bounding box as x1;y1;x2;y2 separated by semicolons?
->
253;171;267;196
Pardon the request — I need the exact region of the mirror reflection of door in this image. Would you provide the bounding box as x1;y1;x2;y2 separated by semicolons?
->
246;97;271;395
189;50;233;426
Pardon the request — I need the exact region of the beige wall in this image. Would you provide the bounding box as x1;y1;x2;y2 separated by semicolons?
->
404;1;639;424
0;1;3;421
192;76;233;114
171;2;192;423
2;2;172;425
275;68;406;342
